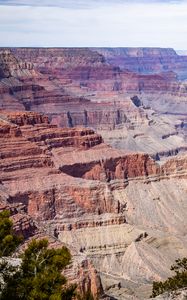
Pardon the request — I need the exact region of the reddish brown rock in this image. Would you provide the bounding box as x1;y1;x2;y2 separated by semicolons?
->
64;257;104;298
0;109;187;299
56;144;158;181
0;110;49;126
0;47;186;300
94;47;187;77
0;202;37;238
0;110;186;224
0;49;37;79
1;48;187;134
161;155;187;176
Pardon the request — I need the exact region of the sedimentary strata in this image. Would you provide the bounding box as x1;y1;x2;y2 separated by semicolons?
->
0;111;187;299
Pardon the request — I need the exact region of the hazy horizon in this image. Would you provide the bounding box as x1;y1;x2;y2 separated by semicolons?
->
0;46;187;53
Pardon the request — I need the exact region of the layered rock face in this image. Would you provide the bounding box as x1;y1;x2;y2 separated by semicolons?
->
0;110;105;298
0;110;187;299
0;202;37;239
0;49;36;79
57;152;187;299
0;49;137;129
11;47;187;97
0;47;186;160
0;49;186;116
94;47;187;79
1;48;187;299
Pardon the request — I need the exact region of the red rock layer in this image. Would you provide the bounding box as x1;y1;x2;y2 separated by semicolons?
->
60;153;157;181
0;111;104;218
0;110;185;227
94;47;187;76
1;48;186;130
58;147;187;183
0;110;187;299
0;110;107;297
0;110;49;126
0;202;37;238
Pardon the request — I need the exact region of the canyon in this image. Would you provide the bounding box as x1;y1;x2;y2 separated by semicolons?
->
1;47;187;160
0;48;187;299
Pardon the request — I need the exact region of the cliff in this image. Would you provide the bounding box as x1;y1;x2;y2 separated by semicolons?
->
0;47;186;181
0;48;187;299
0;110;186;221
0;110;187;299
0;111;106;298
93;47;187;78
0;49;36;79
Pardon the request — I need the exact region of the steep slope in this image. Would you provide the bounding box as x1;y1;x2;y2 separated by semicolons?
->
0;110;106;298
0;110;187;299
0;49;36;79
0;48;187;299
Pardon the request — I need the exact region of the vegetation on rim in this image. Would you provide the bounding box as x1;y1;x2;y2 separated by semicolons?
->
0;210;94;300
151;258;187;298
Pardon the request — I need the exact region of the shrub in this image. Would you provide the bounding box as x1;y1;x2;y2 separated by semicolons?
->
1;238;76;300
0;210;22;257
151;258;187;298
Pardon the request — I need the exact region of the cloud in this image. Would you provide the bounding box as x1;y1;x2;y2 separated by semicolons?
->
0;0;185;8
0;0;187;48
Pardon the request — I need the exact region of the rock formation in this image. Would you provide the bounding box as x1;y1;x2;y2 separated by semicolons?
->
0;48;187;299
153;288;187;300
93;47;187;79
0;48;186;160
0;110;187;299
0;111;105;298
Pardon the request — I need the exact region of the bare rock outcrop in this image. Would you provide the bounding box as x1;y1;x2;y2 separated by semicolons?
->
0;110;186;299
0;49;36;79
0;47;187;299
153;288;187;300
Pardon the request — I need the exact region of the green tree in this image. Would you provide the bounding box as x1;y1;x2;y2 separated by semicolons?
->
151;258;187;298
1;239;76;300
0;210;22;257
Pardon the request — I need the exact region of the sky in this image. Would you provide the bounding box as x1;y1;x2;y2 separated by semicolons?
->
0;0;187;49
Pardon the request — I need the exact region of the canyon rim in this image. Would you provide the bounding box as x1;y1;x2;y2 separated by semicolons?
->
1;1;187;299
